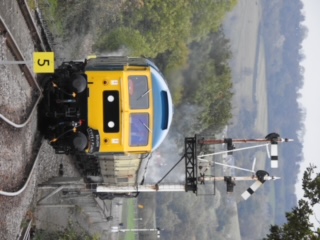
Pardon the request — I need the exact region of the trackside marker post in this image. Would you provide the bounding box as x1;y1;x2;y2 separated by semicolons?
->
33;52;55;73
0;52;55;73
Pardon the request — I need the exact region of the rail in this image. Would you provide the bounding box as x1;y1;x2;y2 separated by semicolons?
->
17;0;50;51
0;14;43;128
17;219;33;240
0;141;44;197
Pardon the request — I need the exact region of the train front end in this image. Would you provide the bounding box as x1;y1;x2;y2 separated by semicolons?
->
40;56;173;156
85;61;154;154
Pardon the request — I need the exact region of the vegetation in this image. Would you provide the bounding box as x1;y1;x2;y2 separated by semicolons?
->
37;1;238;239
182;31;233;130
39;0;237;133
94;1;237;132
264;165;320;239
124;199;136;240
36;0;311;239
37;0;64;35
27;0;36;10
137;190;236;240
94;0;237;58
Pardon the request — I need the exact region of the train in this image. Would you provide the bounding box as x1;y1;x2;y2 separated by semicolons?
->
39;55;173;199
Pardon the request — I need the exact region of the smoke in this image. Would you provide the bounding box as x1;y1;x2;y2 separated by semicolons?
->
95;47;130;57
145;137;184;184
143;103;205;184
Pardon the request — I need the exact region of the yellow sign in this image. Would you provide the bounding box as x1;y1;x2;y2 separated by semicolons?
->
33;52;55;73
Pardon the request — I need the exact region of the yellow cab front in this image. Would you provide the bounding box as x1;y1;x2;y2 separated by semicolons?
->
86;65;154;154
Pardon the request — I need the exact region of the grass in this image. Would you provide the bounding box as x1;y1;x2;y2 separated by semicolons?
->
124;199;136;240
118;199;137;240
39;0;59;14
37;0;64;36
27;0;36;10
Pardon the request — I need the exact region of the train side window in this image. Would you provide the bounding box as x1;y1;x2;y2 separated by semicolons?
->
161;91;169;130
130;113;149;146
128;76;149;109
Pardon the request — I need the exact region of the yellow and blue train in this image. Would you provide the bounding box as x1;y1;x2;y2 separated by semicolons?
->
41;55;173;155
40;56;173;197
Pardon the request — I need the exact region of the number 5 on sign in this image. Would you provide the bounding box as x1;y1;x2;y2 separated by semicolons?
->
33;52;55;73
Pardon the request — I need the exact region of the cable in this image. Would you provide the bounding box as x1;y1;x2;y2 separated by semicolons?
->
156;154;185;185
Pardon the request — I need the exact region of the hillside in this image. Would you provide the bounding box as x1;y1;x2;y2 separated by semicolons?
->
35;0;306;239
224;0;306;239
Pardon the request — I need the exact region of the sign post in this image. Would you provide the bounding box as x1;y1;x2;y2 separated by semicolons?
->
0;52;55;74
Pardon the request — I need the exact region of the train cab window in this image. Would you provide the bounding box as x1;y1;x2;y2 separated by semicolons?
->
128;76;149;109
130;114;149;146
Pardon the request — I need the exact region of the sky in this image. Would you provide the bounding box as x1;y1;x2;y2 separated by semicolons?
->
296;0;320;228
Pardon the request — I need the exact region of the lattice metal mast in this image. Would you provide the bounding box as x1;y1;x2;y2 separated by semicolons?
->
95;133;292;200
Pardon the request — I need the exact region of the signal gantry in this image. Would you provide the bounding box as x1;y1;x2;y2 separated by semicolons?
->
96;132;293;200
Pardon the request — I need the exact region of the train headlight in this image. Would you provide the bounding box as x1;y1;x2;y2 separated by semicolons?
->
107;95;114;102
108;121;115;128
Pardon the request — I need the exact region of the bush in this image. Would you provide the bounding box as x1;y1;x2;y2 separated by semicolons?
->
93;27;153;57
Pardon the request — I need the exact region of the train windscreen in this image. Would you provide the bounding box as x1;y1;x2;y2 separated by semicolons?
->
130;114;150;146
128;76;149;109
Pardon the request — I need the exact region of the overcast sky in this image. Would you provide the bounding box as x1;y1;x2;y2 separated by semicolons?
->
297;0;320;228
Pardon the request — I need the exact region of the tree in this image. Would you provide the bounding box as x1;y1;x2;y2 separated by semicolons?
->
264;165;320;239
302;165;320;206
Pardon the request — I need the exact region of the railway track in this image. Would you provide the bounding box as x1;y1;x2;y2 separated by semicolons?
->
0;15;42;128
0;0;52;128
0;0;51;196
17;219;33;240
17;0;52;52
0;140;44;197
